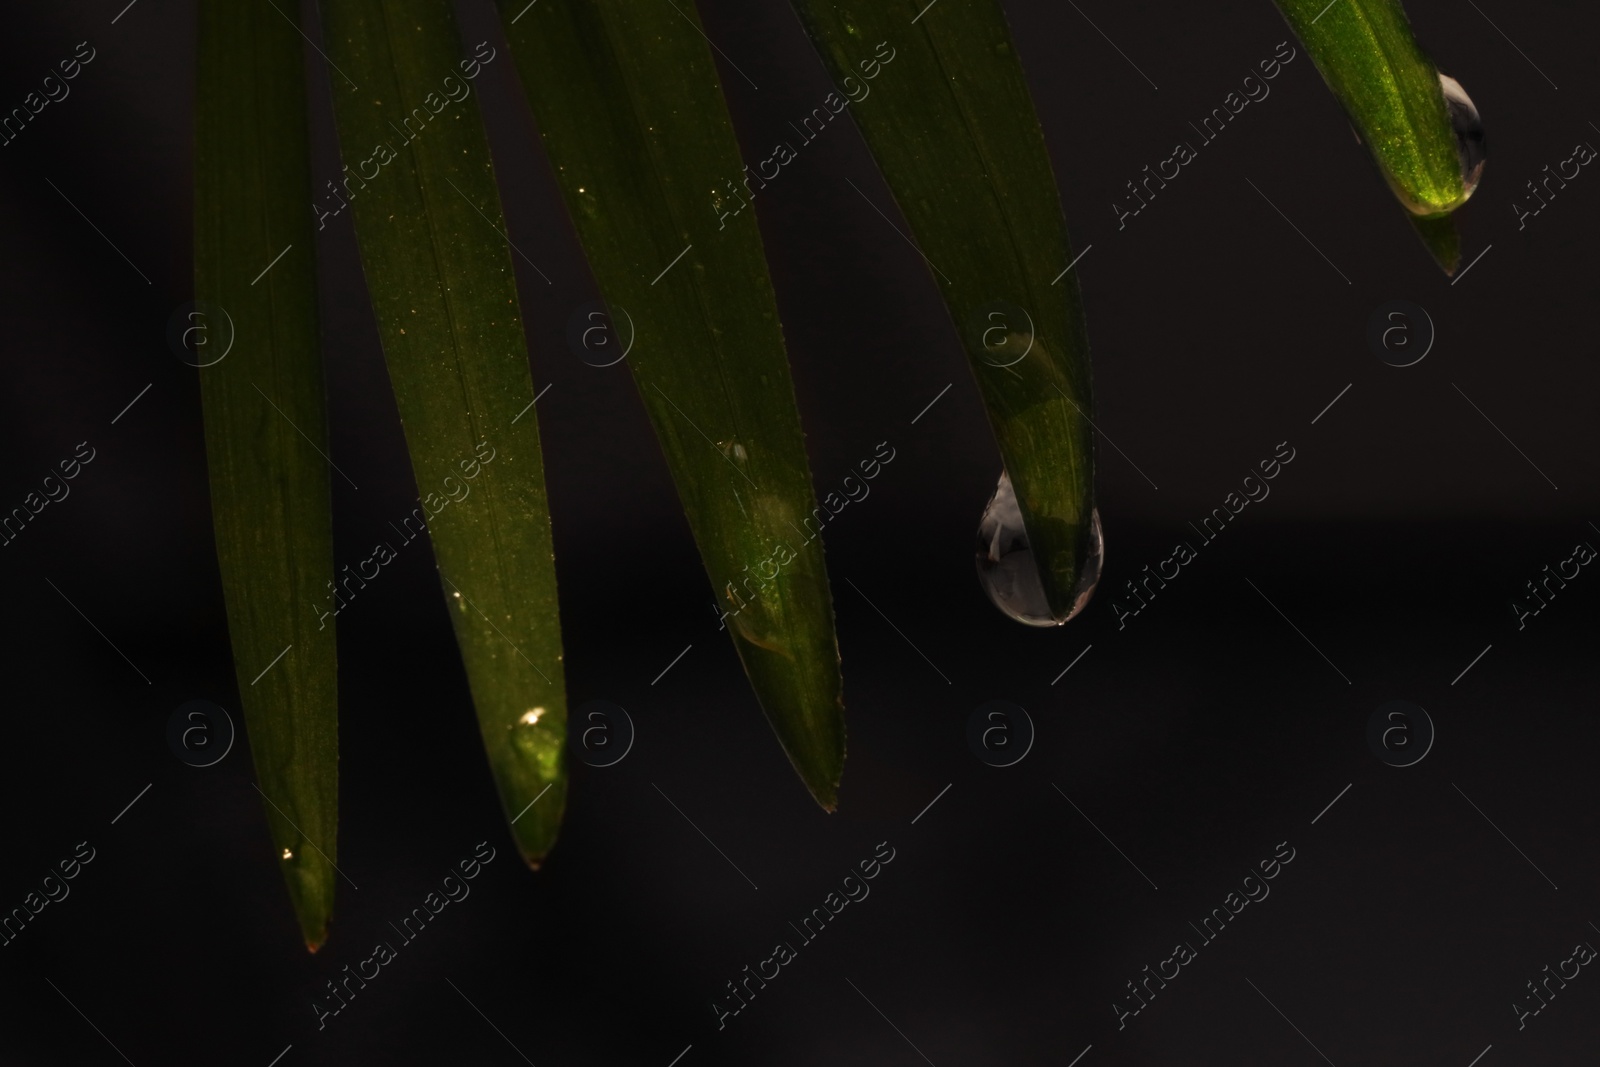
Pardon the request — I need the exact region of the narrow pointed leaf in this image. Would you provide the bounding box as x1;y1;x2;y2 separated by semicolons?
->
790;0;1096;622
1272;0;1482;220
496;0;846;808
196;0;338;949
1408;212;1461;275
320;3;567;862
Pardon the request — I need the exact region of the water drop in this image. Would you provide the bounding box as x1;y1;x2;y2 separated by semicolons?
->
1438;73;1485;197
975;470;1102;627
511;707;563;779
281;847;294;861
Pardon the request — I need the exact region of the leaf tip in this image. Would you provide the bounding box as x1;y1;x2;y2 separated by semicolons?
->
804;765;843;813
1407;211;1461;277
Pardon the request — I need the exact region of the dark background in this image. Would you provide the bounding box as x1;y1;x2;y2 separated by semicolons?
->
1;0;1597;1063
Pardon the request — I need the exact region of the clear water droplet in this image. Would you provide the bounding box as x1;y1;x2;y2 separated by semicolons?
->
975;470;1102;627
281;847;294;861
511;708;563;779
1439;73;1485;197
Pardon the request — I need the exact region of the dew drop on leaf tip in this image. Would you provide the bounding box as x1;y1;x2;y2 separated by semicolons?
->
976;469;1101;627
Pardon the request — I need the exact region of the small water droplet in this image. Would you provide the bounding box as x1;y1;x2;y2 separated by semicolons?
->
281;847;294;861
718;440;750;467
976;470;1102;627
510;707;563;779
1439;73;1485;197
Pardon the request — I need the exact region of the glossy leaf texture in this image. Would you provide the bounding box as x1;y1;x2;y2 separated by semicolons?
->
195;0;339;949
1271;0;1481;220
320;2;568;863
790;0;1096;621
496;0;846;808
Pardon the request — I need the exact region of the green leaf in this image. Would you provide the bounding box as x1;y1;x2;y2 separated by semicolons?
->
789;0;1096;621
1271;0;1480;221
195;0;338;950
1408;211;1461;275
319;3;568;862
495;0;846;807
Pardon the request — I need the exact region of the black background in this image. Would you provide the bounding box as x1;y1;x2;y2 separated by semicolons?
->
1;0;1597;1064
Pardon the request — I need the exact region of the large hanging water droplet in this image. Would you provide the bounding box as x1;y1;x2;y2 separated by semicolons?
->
975;470;1102;627
1439;73;1486;197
